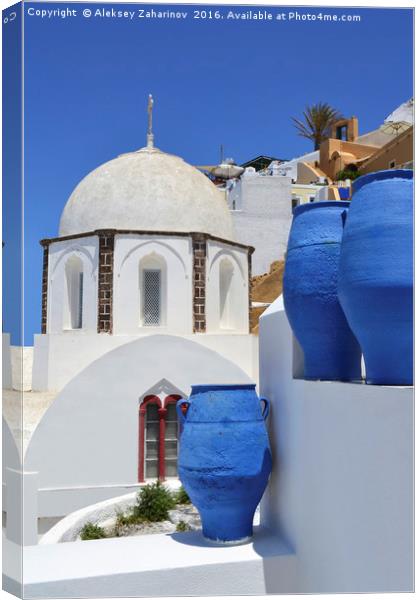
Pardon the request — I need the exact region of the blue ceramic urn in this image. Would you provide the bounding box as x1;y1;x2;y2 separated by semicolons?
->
338;170;413;385
283;201;362;381
176;384;272;544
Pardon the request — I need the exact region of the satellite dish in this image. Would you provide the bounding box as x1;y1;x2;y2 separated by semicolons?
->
210;158;245;180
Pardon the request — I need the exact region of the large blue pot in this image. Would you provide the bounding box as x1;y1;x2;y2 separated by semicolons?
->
283;201;362;381
176;384;272;544
338;169;413;385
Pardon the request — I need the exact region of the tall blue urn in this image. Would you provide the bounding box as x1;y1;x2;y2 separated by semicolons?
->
176;384;272;544
283;201;361;381
338;170;413;385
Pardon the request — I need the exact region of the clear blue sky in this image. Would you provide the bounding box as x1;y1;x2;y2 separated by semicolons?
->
2;3;413;344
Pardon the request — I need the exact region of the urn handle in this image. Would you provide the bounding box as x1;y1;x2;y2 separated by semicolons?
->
176;398;191;425
260;396;270;420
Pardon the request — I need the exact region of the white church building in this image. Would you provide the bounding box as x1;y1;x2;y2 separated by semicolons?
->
4;109;259;528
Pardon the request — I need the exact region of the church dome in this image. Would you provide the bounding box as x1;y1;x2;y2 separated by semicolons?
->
59;146;235;240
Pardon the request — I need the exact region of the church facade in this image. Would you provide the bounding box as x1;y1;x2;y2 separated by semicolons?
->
26;122;258;501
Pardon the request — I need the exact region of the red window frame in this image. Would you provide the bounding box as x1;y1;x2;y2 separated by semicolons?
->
138;394;183;482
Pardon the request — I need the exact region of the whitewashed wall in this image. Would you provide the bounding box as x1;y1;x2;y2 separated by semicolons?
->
10;346;33;391
113;234;192;335
47;236;98;334
259;296;414;593
5;528;297;597
280;150;320;181
31;332;257;393
228;176;293;275
25;334;254;517
206;240;249;333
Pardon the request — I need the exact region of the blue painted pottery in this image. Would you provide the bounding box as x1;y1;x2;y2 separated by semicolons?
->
176;384;272;544
283;201;361;381
338;170;413;385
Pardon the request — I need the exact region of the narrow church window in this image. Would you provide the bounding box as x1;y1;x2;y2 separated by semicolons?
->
143;269;161;325
219;259;234;329
164;402;178;477
145;402;159;479
64;256;84;330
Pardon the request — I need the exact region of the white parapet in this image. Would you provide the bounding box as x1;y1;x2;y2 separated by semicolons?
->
5;468;39;546
3;527;297;597
259;295;414;593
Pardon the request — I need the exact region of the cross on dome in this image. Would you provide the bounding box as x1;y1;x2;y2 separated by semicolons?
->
147;94;154;148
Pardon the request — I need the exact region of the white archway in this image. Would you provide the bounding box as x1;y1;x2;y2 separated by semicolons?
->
64;255;84;330
113;236;192;334
46;237;98;334
219;258;235;329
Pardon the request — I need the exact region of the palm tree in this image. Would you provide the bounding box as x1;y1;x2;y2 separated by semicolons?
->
292;103;342;150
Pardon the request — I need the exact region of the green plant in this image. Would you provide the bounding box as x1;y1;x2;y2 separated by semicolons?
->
176;520;191;532
80;522;107;541
292;103;342;150
335;168;360;181
113;510;145;536
116;510;144;527
134;481;175;522
174;486;191;505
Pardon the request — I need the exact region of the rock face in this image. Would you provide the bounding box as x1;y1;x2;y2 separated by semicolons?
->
252;260;284;303
250;260;284;333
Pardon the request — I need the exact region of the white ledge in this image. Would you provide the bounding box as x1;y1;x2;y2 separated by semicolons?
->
5;526;297;597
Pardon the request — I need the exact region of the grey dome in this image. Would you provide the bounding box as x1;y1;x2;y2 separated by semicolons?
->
59;146;234;240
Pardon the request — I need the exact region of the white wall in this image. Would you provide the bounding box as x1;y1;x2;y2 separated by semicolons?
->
32;332;257;393
5;527;297;597
280;150;320;181
10;346;33;391
47;236;98;334
206;240;249;333
259;296;413;593
26;334;255;517
228;175;293;274
113;234;192;335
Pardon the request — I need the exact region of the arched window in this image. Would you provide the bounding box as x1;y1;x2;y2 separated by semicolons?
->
145;396;160;479
138;394;182;482
219;258;234;329
164;396;181;478
139;255;166;327
64;255;84;330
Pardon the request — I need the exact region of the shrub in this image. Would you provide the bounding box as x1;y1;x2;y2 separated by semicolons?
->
176;520;191;532
113;510;144;536
335;168;359;181
80;522;107;541
134;481;175;522
116;510;144;527
174;486;191;505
